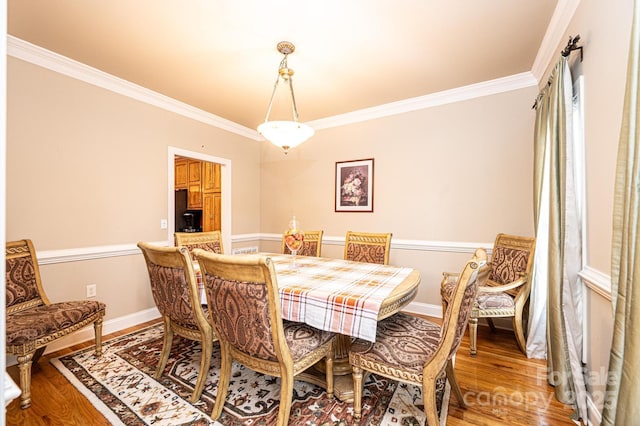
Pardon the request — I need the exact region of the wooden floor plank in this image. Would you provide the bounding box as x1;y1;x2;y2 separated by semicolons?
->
6;317;578;425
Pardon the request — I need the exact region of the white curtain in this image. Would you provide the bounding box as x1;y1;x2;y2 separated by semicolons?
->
527;129;549;359
529;73;550;359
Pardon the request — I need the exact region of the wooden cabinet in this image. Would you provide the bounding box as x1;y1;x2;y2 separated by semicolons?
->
203;162;221;231
175;158;188;189
202;191;221;232
188;160;202;183
175;157;221;231
187;160;202;209
203;162;221;192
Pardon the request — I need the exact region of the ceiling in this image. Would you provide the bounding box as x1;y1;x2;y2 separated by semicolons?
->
8;1;560;133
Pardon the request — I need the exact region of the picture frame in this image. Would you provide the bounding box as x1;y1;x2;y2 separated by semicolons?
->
335;158;374;212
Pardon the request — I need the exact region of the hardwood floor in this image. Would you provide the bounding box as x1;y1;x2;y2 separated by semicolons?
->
445;326;576;425
6;318;577;425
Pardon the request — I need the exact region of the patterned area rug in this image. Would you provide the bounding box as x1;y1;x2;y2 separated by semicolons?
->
51;324;449;425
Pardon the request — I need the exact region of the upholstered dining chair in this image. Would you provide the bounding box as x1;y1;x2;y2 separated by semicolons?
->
175;230;224;261
192;249;336;426
5;239;106;409
349;249;486;425
281;230;323;257
137;242;217;403
440;233;536;356
344;230;392;265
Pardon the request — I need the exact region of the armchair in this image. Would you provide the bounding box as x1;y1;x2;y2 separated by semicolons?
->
441;233;536;356
349;248;486;424
193;250;335;426
137;242;217;402
5;239;106;409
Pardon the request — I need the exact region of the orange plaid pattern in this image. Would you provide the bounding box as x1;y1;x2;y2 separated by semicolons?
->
273;255;413;342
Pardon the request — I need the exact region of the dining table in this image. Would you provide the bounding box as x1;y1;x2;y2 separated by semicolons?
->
195;252;421;402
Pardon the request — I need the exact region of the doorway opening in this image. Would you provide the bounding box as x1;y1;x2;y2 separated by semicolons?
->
167;147;231;252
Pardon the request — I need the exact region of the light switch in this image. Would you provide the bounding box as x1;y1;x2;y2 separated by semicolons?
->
160;219;168;229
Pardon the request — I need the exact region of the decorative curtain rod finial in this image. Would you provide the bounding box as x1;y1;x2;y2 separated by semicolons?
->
562;34;583;61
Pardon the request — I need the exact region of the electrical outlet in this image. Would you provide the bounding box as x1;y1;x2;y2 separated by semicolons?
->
160;219;168;229
86;284;97;298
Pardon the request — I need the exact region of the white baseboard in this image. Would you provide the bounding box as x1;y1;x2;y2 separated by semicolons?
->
47;307;162;353
7;302;439;366
7;301;440;368
402;301;514;331
402;301;443;318
7;307;161;366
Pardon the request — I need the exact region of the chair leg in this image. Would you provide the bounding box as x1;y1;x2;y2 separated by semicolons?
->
513;316;527;355
352;365;364;423
31;346;47;365
277;371;295;426
486;317;497;332
190;334;212;403
94;317;104;357
469;317;478;357
422;374;441;426
17;353;34;409
211;347;232;420
446;359;467;409
155;317;173;379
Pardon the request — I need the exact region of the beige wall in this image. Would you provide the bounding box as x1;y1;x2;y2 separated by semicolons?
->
7;56;262;319
5;51;538;315
6;0;632;417
260;88;537;305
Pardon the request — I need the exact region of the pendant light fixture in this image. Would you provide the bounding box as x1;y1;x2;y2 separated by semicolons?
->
257;41;314;154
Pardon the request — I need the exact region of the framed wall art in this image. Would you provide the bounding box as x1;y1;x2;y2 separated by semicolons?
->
335;158;374;212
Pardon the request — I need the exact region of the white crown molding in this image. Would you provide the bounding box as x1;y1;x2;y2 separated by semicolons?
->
579;265;612;301
36;240;169;265
231;233;263;243
35;234;493;265
9;35;539;134
37;236;610;305
7;36;261;140
531;0;582;82
246;233;493;253
308;72;538;130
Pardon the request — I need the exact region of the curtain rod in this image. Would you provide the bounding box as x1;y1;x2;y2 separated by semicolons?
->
532;34;583;109
561;34;583;62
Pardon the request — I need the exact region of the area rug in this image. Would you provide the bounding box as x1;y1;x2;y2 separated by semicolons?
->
51;324;449;425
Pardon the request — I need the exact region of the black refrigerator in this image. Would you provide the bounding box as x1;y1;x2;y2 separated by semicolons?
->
175;190;203;232
175;189;188;231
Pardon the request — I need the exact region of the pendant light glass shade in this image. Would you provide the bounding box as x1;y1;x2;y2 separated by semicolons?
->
257;120;314;152
257;41;314;154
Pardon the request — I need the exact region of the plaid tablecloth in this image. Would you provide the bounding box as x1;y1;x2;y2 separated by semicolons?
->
195;254;416;342
273;254;414;342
